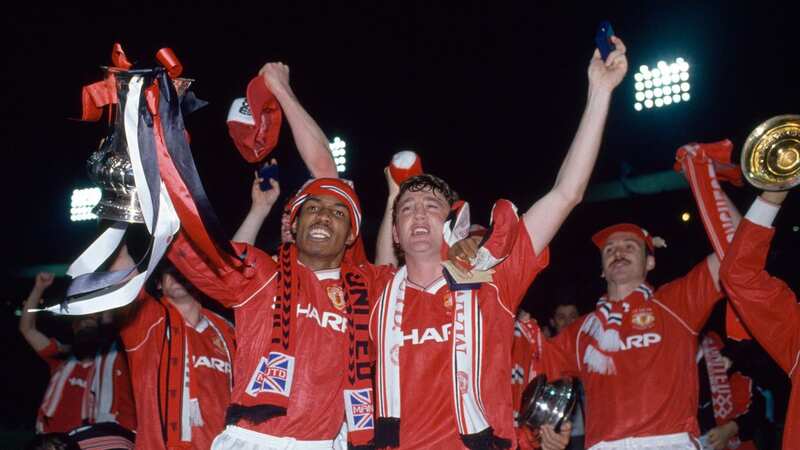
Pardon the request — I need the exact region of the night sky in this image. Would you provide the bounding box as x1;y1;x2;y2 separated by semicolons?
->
1;1;799;432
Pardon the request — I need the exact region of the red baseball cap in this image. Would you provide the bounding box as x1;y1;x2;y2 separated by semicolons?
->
226;76;283;163
592;223;655;252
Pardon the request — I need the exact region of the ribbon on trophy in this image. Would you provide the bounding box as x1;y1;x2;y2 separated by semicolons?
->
44;44;248;315
674;140;751;340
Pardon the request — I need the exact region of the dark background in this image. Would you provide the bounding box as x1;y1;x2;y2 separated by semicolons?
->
1;0;798;437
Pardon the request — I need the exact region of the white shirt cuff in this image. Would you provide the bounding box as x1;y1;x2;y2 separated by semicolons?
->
745;197;780;228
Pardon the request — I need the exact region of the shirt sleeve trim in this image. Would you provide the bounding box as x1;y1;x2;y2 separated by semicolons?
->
125;317;165;352
651;298;699;336
790;349;800;377
231;272;278;309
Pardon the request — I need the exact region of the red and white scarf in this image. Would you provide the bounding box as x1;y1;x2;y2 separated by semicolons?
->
41;344;120;426
674;140;747;340
375;266;505;449
581;285;653;375
700;332;743;448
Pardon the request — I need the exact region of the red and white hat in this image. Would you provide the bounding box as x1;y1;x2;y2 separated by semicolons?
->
288;178;362;238
592;223;666;252
389;151;423;185
226;76;283;163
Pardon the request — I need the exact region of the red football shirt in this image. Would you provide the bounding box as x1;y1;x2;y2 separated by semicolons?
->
370;222;549;449
721;219;800;450
543;260;723;448
169;234;393;441
36;339;136;434
121;294;235;450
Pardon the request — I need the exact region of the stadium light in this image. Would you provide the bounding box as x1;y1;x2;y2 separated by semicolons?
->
70;187;101;222
329;136;347;173
634;57;691;111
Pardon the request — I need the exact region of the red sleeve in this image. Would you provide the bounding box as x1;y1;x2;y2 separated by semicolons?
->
493;221;550;313
168;230;278;308
37;338;65;372
120;292;167;352
537;320;581;380
112;352;137;431
652;258;723;334
721;219;800;375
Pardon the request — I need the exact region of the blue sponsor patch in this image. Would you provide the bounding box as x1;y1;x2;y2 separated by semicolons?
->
245;352;295;398
344;388;374;431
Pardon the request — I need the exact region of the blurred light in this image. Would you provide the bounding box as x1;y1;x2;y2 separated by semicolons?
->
70;188;101;222
634;57;692;111
681;212;691;222
329;137;348;173
793;225;799;232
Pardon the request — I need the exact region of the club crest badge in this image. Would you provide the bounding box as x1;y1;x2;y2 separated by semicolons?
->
327;286;346;310
344;388;374;431
631;308;656;330
245;352;295;398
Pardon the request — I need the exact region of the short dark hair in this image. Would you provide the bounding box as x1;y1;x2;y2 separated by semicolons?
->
392;174;459;224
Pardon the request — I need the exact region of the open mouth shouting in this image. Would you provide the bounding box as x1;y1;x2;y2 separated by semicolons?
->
308;224;334;241
411;224;431;237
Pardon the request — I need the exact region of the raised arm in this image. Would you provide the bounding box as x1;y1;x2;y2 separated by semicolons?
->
721;191;800;372
523;37;628;254
260;63;337;178
19;272;55;352
375;167;401;266
233;159;281;245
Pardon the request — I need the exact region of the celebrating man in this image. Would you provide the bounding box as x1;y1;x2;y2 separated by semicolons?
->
542;222;724;449
719;190;798;449
371;37;628;449
167;63;394;449
111;247;236;450
19;273;136;438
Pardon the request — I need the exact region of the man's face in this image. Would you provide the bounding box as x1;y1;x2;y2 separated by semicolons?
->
392;188;450;258
551;304;579;333
600;231;654;285
293;194;354;260
161;272;190;299
72;315;99;335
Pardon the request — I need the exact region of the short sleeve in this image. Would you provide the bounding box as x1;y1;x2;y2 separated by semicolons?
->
493;221;550;313
653;259;723;334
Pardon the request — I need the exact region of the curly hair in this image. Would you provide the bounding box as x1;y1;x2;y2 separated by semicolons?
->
391;174;459;224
